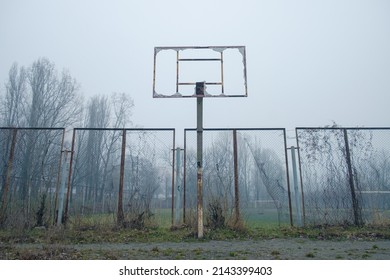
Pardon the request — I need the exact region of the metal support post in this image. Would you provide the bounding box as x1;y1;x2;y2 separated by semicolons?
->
175;147;183;224
289;146;302;227
117;129;126;226
57;150;69;225
171;131;176;226
196;82;204;238
64;129;76;224
0;128;17;226
295;129;306;225
183;132;187;224
232;129;241;226
343;129;363;226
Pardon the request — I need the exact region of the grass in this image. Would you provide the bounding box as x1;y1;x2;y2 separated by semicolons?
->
1;223;390;246
1;207;390;245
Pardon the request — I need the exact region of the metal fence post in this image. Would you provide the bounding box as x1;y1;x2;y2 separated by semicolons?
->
171;130;176;227
0;128;17;227
117;129;126;227
343;129;363;226
295;128;306;225
183;131;187;224
175;147;183;224
233;129;241;226
57;150;69;225
290;146;302;227
64;129;76;224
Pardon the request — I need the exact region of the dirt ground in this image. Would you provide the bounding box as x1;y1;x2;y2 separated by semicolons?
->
2;238;390;260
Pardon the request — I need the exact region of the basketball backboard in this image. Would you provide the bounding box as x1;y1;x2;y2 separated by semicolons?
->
153;46;247;98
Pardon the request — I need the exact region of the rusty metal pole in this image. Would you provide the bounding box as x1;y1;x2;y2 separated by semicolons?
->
175;147;183;225
295;129;306;225
64;129;76;224
183;131;187;224
232;129;241;227
117;129;126;227
283;129;293;227
290;146;302;227
170;130;176;227
196;82;204;238
53;128;66;225
0;128;17;226
57;150;69;226
343;129;363;226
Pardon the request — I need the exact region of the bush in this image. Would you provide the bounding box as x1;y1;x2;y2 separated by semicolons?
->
206;199;225;229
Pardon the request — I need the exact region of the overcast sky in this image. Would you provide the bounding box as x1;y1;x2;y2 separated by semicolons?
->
1;0;389;145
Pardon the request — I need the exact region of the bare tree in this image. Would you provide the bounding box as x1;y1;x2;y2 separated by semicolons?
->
0;58;82;228
20;59;81;200
0;63;27;127
71;93;134;217
26;58;82;127
1;64;27;217
111;92;134;128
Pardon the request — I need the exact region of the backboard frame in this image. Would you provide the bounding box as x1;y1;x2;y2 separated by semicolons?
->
153;46;247;98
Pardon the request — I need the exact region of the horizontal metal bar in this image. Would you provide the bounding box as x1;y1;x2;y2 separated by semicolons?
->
0;127;65;131
221;94;248;97
73;127;175;132
178;58;221;61
154;94;247;98
185;128;286;132
360;191;390;194
155;46;245;50
178;82;222;85
296;127;390;131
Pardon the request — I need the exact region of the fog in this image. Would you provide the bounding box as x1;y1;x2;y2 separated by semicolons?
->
1;0;389;146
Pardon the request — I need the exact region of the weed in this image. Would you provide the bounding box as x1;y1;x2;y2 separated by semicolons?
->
103;251;119;260
162;248;174;256
206;199;226;229
193;248;203;256
35;194;48;228
271;250;280;256
305;252;315;258
362;253;370;259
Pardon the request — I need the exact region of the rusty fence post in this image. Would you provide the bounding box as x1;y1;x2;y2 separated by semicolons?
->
0;128;18;227
343;128;363;226
64;129;76;225
117;129;126;227
232;129;241;227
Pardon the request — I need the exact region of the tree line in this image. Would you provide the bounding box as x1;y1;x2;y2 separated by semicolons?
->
0;57;134;129
0;58;134;228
